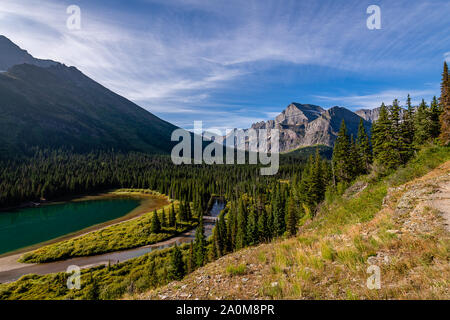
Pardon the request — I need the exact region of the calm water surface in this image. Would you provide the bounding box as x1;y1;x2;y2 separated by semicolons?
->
0;199;140;255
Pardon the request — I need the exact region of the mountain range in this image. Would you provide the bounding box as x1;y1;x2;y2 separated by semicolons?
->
220;102;375;153
0;35;384;157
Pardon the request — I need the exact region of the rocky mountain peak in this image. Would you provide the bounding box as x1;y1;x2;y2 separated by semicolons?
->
355;107;381;123
275;103;324;126
245;103;371;152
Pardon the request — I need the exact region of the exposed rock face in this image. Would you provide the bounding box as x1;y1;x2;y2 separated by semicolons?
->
223;103;372;152
355;107;381;123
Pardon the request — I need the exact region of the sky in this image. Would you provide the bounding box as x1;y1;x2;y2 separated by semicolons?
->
0;0;449;130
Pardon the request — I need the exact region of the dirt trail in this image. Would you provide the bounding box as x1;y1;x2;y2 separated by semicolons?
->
0;202;224;284
393;161;450;233
430;176;450;232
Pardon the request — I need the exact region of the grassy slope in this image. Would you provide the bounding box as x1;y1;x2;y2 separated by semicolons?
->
19;190;196;263
0;243;193;300
139;144;450;300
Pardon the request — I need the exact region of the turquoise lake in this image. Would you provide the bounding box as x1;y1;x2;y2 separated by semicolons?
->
0;199;140;255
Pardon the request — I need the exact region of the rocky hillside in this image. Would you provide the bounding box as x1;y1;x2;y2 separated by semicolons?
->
220;103;373;152
137;146;450;300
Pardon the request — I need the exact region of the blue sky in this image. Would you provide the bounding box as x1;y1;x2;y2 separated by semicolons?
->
1;0;449;130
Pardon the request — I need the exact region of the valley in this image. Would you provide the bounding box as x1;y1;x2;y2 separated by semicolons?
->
0;32;448;302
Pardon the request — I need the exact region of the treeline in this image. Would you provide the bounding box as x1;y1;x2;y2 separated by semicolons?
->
0;148;306;209
332;61;449;184
332;96;444;184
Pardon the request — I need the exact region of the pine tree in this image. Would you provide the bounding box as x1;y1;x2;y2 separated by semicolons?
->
217;210;228;254
150;209;161;233
348;134;361;178
372;103;399;169
332;120;352;183
194;219;206;267
430;96;441;139
235;198;247;249
271;190;285;237
169;243;185;280
246;205;258;245
414;99;431;145
169;203;176;227
389;99;403;167
439;62;450;144
178;201;187;222
187;242;194;273
286;194;298;236
214;212;226;256
356;118;372;173
186;202;192;220
257;201;269;242
307;150;325;206
401;94;416;162
160;208;167;228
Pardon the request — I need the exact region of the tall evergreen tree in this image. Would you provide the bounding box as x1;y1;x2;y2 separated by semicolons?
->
235;198;247;249
356;118;372;173
187;242;194;273
414;99;431;145
257;200;269;241
348;134;361;178
194;219;206;267
150;209;161;233
389;99;404;167
271;190;285;237
332;120;352;183
401;94;416;162
160;208;167;228
246;204;258;245
307;150;326;206
214;211;226;256
169;243;185;280
439;62;450;144
430;96;441;139
286;194;298;237
169;203;176;227
372;103;399;169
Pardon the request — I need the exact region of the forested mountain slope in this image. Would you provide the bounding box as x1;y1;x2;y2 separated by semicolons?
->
0;36;177;157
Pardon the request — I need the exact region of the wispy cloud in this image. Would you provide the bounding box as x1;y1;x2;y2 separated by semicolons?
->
314;89;437;109
0;0;448;129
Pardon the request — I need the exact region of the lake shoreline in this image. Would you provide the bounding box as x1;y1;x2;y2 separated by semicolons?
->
0;190;170;258
0;189;117;213
0;200;225;284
